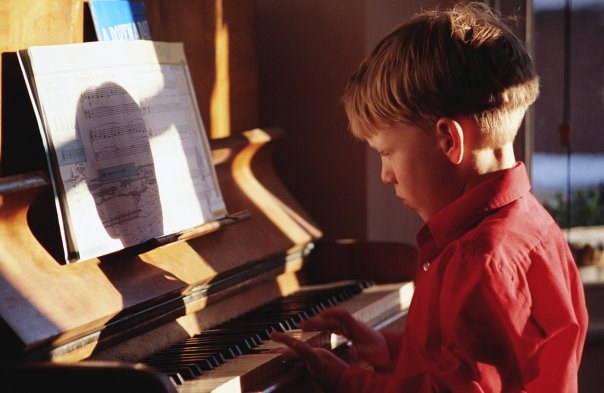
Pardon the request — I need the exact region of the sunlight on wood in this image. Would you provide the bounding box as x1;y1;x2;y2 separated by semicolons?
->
140;242;217;285
210;0;231;138
233;129;316;248
276;269;302;297
211;147;234;165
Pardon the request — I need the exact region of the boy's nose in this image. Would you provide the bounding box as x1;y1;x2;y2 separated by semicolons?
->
380;165;395;185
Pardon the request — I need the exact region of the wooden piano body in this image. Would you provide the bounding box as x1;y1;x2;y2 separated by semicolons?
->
0;127;418;392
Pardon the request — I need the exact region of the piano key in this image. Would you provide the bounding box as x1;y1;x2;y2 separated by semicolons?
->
176;331;325;393
148;349;228;363
152;362;204;381
142;282;360;385
165;338;255;353
146;357;218;373
142;280;405;391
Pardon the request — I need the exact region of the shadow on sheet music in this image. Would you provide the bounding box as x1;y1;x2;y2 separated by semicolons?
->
75;82;167;261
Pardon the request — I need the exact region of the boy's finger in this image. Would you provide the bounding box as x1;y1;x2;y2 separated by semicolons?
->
286;338;323;371
270;331;297;347
271;332;322;370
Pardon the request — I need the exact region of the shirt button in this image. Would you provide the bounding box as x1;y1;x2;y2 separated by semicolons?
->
423;261;431;271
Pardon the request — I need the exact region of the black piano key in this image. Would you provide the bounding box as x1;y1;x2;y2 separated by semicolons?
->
149;348;228;362
171;337;255;351
146;355;218;371
215;319;290;333
166;343;245;358
142;280;372;385
150;362;203;380
147;346;236;367
194;326;275;341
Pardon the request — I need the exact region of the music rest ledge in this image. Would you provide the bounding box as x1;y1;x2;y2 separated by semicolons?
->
0;127;417;391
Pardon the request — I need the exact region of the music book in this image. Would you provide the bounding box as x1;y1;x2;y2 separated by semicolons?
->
89;0;152;41
17;40;227;263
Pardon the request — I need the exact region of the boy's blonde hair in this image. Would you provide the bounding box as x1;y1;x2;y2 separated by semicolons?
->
342;2;540;147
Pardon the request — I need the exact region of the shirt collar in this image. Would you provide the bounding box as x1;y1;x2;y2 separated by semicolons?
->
417;162;532;249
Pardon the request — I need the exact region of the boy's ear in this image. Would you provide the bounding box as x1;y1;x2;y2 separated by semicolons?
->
435;118;464;165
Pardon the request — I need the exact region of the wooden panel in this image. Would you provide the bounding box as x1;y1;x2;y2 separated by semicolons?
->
146;0;258;137
0;0;84;157
0;0;83;51
255;0;369;240
303;239;418;285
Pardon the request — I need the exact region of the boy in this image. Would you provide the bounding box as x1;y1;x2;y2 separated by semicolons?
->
271;2;588;392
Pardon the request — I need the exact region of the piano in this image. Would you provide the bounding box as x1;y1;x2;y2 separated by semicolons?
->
0;127;418;392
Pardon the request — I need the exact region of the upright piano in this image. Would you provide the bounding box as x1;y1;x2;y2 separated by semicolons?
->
0;127;417;392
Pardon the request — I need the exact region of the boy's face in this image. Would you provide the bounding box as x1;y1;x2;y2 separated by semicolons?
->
366;123;460;221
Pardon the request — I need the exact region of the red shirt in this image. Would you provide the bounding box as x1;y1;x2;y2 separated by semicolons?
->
337;162;588;392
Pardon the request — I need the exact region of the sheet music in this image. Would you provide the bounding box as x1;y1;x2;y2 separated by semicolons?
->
19;41;226;262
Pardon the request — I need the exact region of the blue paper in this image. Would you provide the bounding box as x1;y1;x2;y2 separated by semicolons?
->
89;0;151;41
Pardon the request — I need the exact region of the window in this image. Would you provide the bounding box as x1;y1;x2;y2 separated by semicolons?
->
530;0;604;230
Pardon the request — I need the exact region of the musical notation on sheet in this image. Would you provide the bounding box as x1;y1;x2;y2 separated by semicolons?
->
19;41;227;262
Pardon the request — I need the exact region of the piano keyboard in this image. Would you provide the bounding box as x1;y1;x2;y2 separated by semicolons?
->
141;280;413;393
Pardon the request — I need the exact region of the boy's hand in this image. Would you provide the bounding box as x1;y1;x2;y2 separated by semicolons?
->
271;331;348;391
299;308;390;368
